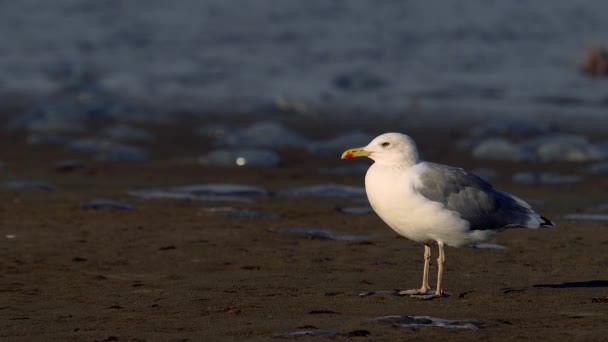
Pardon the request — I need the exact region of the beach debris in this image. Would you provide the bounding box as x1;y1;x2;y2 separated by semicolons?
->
534;280;608;289
562;214;608;222
345;330;371;337
129;184;267;203
358;290;400;297
308;310;340;315
336;206;374;215
82;200;134;210
202;207;280;219
52;159;92;172
199;148;280;167
512;172;583;185
171;184;267;196
308;131;374;156
374;315;483;330
220;121;309;148
582;47;608;76
271;227;370;241
359;289;449;297
273;330;340;338
128;190;254;203
273;329;370;338
0;181;56;192
278;184;366;198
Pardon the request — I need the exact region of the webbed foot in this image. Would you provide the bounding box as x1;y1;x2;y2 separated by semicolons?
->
409;291;450;300
398;288;431;296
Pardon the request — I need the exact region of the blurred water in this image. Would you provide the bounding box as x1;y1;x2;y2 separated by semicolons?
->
1;0;608;118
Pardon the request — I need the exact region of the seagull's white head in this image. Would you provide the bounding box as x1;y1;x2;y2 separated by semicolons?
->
341;132;420;166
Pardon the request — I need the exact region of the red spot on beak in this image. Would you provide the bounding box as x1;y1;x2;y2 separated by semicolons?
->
344;153;354;159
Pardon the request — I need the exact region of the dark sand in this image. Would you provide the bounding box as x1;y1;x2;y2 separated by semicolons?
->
1;116;608;341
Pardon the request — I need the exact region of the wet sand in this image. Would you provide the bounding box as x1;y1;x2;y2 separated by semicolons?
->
1;116;608;341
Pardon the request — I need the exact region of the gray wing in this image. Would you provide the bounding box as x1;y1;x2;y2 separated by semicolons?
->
416;162;536;231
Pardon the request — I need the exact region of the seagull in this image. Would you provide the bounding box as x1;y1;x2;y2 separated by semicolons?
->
341;133;554;299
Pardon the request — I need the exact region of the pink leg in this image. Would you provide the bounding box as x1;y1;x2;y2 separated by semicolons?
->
399;244;431;295
411;241;447;300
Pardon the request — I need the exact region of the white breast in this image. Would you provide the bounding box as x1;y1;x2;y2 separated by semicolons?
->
364;163;491;247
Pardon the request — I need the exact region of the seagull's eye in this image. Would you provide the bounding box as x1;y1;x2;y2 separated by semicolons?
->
381;142;390;148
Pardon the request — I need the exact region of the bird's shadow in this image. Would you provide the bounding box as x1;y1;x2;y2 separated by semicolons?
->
533;280;608;289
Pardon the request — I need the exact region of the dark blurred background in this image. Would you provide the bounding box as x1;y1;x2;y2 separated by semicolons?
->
1;0;608;121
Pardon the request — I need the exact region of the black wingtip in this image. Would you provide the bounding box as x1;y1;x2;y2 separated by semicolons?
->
540;216;555;227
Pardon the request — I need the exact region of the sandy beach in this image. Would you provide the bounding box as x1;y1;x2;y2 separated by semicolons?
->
1;115;607;341
2;1;608;340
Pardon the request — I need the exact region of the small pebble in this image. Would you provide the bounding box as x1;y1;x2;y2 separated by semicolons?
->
53;159;92;171
82;200;134;210
375;315;482;330
200;148;280;167
170;184;268;196
273;331;340;338
271;227;370;241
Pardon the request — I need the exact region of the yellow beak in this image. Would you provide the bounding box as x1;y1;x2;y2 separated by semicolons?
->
341;147;370;160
